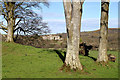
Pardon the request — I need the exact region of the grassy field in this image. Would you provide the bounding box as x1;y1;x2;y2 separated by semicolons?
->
2;42;118;78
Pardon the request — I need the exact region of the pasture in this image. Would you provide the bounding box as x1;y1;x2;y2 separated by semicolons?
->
2;42;118;78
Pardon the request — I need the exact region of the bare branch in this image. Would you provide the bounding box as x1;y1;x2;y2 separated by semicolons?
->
0;24;7;30
14;18;21;28
14;2;23;10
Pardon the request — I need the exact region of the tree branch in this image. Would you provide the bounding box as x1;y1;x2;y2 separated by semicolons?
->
0;25;8;33
14;2;23;10
0;25;7;30
1;7;8;19
14;18;22;28
14;27;25;34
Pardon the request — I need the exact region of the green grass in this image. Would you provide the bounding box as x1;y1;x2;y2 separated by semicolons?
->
2;42;118;78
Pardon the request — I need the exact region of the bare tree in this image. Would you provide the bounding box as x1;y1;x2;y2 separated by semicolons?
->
0;0;50;42
97;0;110;63
63;0;84;70
14;17;50;35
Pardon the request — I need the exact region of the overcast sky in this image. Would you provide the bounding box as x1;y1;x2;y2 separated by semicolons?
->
0;0;119;34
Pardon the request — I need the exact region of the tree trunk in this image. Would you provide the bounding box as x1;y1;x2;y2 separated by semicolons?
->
6;2;15;42
63;0;84;70
7;20;14;42
97;0;110;62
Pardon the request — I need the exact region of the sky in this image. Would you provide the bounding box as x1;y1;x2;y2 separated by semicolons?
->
38;0;118;34
0;0;119;34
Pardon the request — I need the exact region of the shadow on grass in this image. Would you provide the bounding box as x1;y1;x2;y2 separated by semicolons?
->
54;49;96;62
87;56;97;61
54;50;66;63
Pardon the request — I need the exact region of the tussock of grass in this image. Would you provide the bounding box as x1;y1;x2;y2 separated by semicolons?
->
2;42;118;78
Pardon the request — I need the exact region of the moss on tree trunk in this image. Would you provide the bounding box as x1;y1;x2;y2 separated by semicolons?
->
97;0;110;63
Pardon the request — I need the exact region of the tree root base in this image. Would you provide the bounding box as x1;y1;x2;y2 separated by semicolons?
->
96;61;109;66
59;63;91;75
59;63;83;72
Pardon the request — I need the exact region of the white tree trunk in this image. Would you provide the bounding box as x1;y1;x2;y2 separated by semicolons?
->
6;2;15;42
63;0;84;70
97;0;110;62
7;20;14;42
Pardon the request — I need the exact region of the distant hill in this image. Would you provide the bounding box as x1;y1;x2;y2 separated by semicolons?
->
2;28;119;50
59;28;119;50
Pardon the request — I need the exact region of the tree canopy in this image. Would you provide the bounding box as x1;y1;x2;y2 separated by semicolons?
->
0;1;50;36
